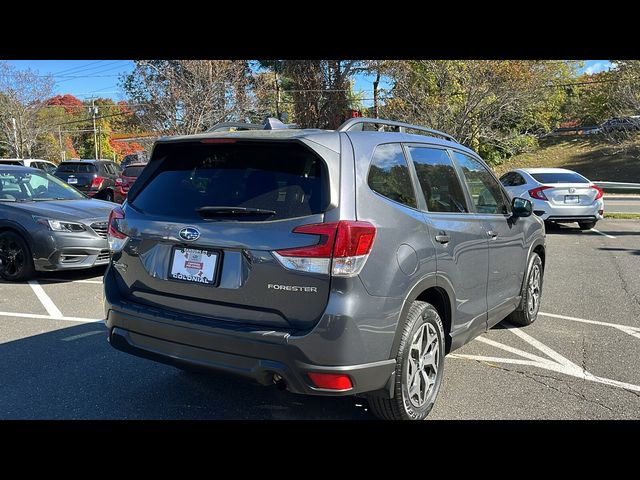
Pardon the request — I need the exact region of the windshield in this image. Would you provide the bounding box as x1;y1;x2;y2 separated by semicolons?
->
56;163;97;174
0;169;86;202
531;172;589;184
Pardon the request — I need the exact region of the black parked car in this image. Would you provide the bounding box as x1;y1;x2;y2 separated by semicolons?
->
54;159;121;202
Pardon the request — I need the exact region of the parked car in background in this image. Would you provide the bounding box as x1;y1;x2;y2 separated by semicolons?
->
53;159;121;202
600;117;640;133
0;165;115;281
120;152;147;169
113;162;147;203
0;158;58;173
500;167;604;230
104;117;546;420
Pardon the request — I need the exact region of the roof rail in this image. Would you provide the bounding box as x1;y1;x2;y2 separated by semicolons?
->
207;117;291;133
337;117;458;143
207;121;263;132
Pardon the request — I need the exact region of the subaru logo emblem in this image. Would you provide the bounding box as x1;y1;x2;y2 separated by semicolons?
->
569;188;575;193
179;226;200;242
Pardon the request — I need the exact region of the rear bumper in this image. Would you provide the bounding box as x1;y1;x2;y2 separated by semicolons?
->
104;269;396;396
532;198;604;221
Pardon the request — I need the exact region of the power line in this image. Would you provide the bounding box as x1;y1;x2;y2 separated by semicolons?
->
51;60;128;77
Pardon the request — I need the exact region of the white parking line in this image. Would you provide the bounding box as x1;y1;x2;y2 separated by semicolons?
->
62;330;104;341
591;228;616;239
28;280;62;317
0;311;103;323
450;322;640;394
539;311;640;339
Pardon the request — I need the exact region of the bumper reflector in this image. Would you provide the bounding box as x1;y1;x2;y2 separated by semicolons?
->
308;372;353;390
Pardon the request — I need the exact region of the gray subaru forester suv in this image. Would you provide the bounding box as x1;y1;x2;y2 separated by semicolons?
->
104;118;546;420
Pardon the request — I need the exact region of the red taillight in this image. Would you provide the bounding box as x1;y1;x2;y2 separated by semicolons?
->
91;176;105;189
276;221;376;258
107;206;127;251
277;222;339;258
273;221;377;276
308;372;353;390
591;185;604;200
529;186;552;201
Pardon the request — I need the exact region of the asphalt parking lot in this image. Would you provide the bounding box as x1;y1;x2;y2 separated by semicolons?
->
1;218;639;420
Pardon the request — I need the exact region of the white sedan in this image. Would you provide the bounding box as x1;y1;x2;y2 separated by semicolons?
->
499;168;604;230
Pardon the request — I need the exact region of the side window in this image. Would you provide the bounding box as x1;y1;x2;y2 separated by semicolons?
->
367;143;417;208
500;173;513;187
406;146;468;213
104;163;115;175
451;152;509;215
512;173;526;186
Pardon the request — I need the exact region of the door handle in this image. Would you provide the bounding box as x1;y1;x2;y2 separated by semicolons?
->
435;232;450;244
487;230;498;239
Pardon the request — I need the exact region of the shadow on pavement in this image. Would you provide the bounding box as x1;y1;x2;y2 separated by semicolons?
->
36;265;107;283
598;247;640;255
0;321;372;420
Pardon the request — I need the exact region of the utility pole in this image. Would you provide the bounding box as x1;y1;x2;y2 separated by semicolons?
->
97;125;102;159
274;63;281;120
91;99;98;159
11;117;19;158
58;126;64;162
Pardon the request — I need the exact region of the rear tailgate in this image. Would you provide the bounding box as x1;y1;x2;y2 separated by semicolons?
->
114;139;336;330
55;163;98;191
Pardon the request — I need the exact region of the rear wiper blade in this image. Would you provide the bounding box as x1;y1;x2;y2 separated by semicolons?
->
196;206;276;216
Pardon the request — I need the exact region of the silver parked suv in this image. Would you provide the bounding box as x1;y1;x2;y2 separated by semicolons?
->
104;118;546;420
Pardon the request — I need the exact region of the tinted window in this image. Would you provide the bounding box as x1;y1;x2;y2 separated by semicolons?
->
500;172;526;187
407;146;468;213
123;166;145;177
56;163;97;174
131;142;329;221
367;143;416;208
531;172;589;184
452;152;509;215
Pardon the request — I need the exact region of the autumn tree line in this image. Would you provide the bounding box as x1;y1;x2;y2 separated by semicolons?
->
1;60;639;166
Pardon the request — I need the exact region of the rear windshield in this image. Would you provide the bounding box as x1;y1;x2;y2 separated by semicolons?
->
56;163;97;174
531;172;589;184
0;160;23;165
131;142;329;220
123;166;145;177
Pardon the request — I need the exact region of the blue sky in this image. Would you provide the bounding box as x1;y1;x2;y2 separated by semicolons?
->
5;60;613;107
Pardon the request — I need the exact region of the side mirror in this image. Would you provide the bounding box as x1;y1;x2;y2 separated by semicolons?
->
511;197;533;217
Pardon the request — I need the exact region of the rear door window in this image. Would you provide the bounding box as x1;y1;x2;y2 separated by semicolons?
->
406;146;468;213
367;143;417;208
131;141;329;221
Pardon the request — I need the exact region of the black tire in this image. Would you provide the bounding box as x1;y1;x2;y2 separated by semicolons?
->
0;231;35;282
578;221;596;230
368;301;445;420
506;253;543;327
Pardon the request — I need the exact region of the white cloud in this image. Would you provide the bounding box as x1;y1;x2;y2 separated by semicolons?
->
584;62;612;75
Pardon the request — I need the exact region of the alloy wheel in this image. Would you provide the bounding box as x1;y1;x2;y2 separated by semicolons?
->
527;264;541;316
405;322;440;408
